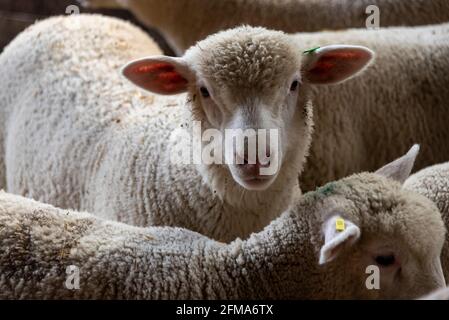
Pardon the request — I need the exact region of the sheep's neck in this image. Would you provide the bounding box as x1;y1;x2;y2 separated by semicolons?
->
218;208;322;299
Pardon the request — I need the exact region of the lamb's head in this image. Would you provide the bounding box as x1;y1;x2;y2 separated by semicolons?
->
306;146;446;299
122;26;373;192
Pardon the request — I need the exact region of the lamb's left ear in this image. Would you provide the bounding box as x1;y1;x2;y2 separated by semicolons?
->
303;45;374;85
375;144;420;184
121;56;194;95
319;215;361;265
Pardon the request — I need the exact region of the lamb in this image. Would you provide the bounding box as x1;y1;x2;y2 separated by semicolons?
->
0;15;374;242
404;162;449;281
79;0;449;54
0;146;446;299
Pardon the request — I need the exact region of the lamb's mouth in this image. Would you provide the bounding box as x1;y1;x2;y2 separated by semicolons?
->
243;176;273;182
227;159;280;190
234;173;277;191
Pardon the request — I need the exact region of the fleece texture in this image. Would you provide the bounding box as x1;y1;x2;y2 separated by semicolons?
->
0;172;445;299
0;15;308;242
82;0;449;54
405;162;449;281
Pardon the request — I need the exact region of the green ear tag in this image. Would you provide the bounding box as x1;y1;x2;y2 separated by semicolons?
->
303;46;321;55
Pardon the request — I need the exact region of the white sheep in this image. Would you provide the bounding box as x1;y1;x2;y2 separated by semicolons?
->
0;146;446;299
0;15;374;242
404;162;449;281
79;0;449;54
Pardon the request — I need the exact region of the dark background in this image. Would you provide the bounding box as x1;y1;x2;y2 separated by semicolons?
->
0;0;174;54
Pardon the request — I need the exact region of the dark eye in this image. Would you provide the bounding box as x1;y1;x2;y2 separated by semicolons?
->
290;80;299;91
200;87;210;98
375;254;396;267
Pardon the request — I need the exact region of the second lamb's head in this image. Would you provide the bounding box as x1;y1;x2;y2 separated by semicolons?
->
122;26;373;192
304;146;446;299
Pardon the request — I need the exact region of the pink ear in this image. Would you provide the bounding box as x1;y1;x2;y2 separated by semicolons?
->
304;45;374;85
122;57;190;95
319;215;361;265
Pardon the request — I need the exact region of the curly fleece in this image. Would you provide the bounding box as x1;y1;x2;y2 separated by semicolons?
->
0;172;445;299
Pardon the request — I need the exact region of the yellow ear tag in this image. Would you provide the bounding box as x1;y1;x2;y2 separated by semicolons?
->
336;218;346;232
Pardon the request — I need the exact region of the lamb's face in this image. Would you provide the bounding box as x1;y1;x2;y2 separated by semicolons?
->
122;26;374;191
314;171;446;299
184;28;306;190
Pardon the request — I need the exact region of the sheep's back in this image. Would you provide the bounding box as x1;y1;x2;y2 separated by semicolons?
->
0;14;165;209
0;190;224;299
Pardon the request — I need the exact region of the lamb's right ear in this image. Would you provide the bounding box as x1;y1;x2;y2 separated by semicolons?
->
302;45;374;85
375;145;420;184
319;215;361;265
121;56;193;95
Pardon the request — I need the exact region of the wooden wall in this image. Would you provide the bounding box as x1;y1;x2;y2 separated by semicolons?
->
0;0;174;55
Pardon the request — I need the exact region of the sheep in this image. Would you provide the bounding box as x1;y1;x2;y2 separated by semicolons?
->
61;9;449;192
79;0;449;55
0;15;374;242
0;146;446;300
404;162;449;281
